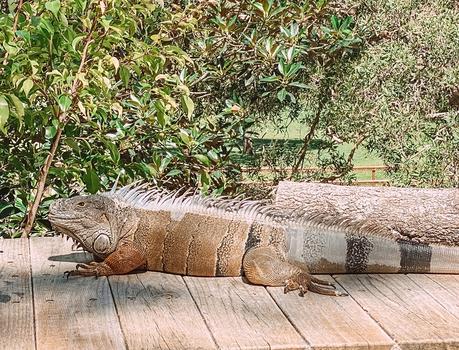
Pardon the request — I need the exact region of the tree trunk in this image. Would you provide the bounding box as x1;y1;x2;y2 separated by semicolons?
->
274;181;459;246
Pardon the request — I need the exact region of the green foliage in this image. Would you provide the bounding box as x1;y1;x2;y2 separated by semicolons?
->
326;0;459;187
0;0;361;236
246;0;459;187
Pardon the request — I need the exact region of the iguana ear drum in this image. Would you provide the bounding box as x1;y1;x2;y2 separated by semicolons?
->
93;233;111;254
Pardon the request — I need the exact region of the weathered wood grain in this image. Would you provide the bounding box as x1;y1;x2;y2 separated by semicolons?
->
30;237;126;350
185;276;308;350
335;274;459;349
0;238;35;350
407;274;459;318
109;272;217;349
268;275;395;350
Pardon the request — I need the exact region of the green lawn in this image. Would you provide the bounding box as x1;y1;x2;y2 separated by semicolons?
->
256;120;383;166
242;120;387;181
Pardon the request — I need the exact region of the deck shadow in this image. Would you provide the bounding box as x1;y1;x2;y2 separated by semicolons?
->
48;251;93;263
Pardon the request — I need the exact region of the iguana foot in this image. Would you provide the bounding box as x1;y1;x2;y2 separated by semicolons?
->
64;261;114;278
284;272;346;297
64;242;146;279
243;246;347;297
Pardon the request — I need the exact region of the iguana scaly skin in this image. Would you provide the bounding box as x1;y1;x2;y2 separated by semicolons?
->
48;184;459;297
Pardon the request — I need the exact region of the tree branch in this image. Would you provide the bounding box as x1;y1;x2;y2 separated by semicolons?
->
289;109;321;177
22;14;97;237
319;134;367;182
290;74;333;178
1;0;25;67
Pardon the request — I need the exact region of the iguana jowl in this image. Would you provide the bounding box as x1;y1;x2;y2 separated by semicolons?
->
48;184;459;297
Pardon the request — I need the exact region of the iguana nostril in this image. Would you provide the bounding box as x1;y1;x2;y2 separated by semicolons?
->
49;199;63;213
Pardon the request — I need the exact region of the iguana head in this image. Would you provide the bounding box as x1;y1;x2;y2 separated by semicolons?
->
49;194;139;258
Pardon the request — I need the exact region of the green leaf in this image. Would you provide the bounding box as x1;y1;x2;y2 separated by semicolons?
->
330;15;339;30
277;88;287;102
14;197;27;213
288;82;309;89
181;95;194;120
45;0;61;17
341;16;353;31
316;0;326;9
58;95;72;112
159;157;171;172
15;30;31;42
260;75;279;83
64;138;80;153
179;129;191;144
166;169;182;177
0;203;14;216
286;63;303;78
286;91;296;104
278;60;286;75
0;95;9;134
83;168;101;194
207;149;219;162
165;45;192;63
105;141;120;164
45;125;57;139
7;94;24;120
3;42;19;55
194;154;211;166
71;36;85;50
119;66;130;88
60;12;68;26
154;100;167;127
199;170;210;185
22;79;34;97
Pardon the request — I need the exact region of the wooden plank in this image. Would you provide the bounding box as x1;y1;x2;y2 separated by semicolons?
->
185;276;308;350
407;274;459;317
268;275;395;350
30;237;126;350
109;272;217;350
335;274;459;349
0;238;35;350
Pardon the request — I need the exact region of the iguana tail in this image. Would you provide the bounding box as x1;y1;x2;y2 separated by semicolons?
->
285;225;459;274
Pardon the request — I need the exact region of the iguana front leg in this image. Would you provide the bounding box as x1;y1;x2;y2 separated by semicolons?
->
243;246;346;296
65;242;146;277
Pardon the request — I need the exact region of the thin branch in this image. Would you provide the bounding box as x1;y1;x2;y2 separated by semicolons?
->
189;72;209;87
22;126;62;235
289;111;321;177
320;134;367;182
12;0;24;32
22;12;98;237
2;0;25;67
290;74;333;178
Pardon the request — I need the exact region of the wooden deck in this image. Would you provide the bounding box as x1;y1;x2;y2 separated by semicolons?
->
1;237;459;350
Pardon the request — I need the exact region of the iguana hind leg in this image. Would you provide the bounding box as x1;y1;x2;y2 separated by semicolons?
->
65;242;146;278
243;246;346;297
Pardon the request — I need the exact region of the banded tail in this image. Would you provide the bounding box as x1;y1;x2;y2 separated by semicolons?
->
286;224;459;274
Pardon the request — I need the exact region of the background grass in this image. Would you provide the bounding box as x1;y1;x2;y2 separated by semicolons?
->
240;120;386;181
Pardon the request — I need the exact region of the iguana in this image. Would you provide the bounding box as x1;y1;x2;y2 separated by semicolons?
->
48;184;459;297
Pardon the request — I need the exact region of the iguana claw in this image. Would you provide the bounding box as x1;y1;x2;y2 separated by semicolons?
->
284;273;347;297
63;262;113;278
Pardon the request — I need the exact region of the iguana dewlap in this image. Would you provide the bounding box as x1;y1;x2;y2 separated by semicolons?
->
48;185;459;297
